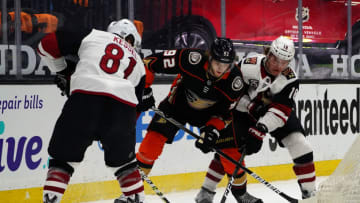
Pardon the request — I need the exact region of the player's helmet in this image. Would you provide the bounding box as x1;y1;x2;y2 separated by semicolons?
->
107;19;141;53
210;37;235;64
269;36;295;61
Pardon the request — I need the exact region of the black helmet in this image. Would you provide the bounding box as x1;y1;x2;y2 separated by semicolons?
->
210;37;235;64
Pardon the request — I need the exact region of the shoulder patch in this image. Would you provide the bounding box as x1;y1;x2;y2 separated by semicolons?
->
243;57;257;65
282;67;296;80
232;76;243;91
188;51;202;65
249;79;259;89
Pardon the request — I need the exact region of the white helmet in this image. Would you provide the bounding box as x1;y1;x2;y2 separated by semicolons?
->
107;19;142;53
269;36;295;61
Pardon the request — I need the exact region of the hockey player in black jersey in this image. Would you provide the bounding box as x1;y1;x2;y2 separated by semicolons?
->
195;36;316;203
132;37;244;178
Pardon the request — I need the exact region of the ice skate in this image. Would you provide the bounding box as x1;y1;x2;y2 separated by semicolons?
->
114;194;144;203
43;193;58;203
298;181;316;199
195;187;216;203
233;191;263;203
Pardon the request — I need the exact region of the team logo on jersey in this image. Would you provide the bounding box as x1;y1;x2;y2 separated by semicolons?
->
156;117;167;124
244;57;257;65
249;79;259;89
232;76;243;91
282;67;296;79
189;52;202;65
143;59;152;67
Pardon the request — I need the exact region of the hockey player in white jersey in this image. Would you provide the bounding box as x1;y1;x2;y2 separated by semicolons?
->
195;36;316;203
38;19;148;203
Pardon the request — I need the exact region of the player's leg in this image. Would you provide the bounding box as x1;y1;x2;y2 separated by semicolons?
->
195;154;225;203
275;113;316;199
44;94;98;203
101;99;145;203
219;148;263;203
282;131;316;199
196;111;262;203
136;101;181;176
43;159;78;203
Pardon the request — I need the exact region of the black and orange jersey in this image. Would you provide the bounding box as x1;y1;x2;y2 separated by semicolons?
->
145;48;244;130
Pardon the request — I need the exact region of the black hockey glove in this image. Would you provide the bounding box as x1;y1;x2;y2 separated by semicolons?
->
245;123;268;155
137;87;155;112
195;126;220;153
247;100;268;120
54;73;70;97
54;59;76;97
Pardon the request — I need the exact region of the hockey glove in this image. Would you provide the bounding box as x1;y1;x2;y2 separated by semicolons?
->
195;126;220;153
54;73;70;97
54;59;76;97
247;100;268;120
245;123;268;155
137;87;155;112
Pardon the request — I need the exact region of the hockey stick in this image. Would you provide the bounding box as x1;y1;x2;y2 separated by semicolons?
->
151;107;299;203
220;147;246;203
138;166;171;203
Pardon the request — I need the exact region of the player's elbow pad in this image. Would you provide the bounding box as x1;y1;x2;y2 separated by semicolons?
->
41;56;67;73
258;110;287;132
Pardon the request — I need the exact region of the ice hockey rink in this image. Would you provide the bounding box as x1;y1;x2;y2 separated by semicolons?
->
87;176;327;203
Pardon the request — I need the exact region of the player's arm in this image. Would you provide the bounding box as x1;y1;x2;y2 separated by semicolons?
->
37;32;68;73
37;30;87;96
143;49;182;74
258;80;299;132
37;29;87;72
136;65;155;114
144;49;205;75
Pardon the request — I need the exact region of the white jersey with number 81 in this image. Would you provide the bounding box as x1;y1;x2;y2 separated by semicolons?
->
70;29;146;106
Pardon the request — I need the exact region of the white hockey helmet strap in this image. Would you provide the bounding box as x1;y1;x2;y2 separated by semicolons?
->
107;19;142;52
269;36;295;61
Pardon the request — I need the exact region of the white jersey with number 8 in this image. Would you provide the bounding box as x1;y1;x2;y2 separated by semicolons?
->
70;29;145;106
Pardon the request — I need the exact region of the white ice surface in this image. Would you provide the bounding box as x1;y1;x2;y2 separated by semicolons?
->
86;176;327;203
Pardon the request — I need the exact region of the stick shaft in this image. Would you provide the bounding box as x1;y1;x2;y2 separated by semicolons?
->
138;167;170;203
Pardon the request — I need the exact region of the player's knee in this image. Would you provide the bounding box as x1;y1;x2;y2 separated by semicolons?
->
136;130;167;167
282;132;313;161
220;148;245;176
113;160;138;178
49;158;78;176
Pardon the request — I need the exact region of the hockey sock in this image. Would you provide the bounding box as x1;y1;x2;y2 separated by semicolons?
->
230;180;247;197
43;167;71;203
202;156;225;192
293;161;316;193
115;164;145;199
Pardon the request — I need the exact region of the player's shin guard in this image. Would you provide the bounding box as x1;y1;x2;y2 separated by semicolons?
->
282;132;316;199
293;159;316;199
195;156;225;203
230;173;263;203
230;172;247;196
202;155;225;192
136;130;167;175
114;161;145;202
229;172;262;203
43;159;76;203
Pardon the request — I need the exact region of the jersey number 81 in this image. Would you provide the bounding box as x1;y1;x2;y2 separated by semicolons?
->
99;43;137;79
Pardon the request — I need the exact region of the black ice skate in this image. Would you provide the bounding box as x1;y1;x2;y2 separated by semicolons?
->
44;193;58;203
114;194;144;203
233;191;263;203
195;187;216;203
